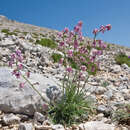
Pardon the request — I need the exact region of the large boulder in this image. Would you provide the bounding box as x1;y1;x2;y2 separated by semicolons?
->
0;67;60;116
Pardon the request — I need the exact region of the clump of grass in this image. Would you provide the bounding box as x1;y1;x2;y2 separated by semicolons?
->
49;82;95;125
1;29;10;33
112;104;130;125
51;53;62;63
115;53;130;67
22;32;28;35
101;81;110;87
1;29;17;36
29;39;34;43
35;38;57;49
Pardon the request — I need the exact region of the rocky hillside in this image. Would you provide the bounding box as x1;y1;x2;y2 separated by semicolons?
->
0;15;130;130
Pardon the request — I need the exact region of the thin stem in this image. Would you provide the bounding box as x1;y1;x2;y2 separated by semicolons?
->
22;74;49;104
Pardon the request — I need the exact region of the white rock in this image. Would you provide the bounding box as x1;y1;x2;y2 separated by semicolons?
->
0;67;60;116
34;112;46;122
52;124;65;130
78;121;115;130
3;113;21;125
18;123;33;130
0;39;15;47
95;87;107;95
110;65;121;73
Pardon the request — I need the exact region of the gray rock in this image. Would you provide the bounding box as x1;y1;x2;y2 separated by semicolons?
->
79;121;115;130
52;124;65;130
0;39;15;47
104;90;113;100
2;113;21;125
121;64;129;70
0;67;60;116
97;105;112;115
110;65;121;73
95;87;107;95
34;112;46;122
18;123;33;130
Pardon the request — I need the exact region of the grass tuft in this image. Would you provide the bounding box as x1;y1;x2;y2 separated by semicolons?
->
35;38;57;49
115;53;130;67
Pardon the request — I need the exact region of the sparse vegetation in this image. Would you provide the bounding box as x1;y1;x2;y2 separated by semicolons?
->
1;29;10;33
35;38;57;49
51;53;62;63
101;81;110;87
115;53;130;67
1;29;17;36
49;82;95;125
112;104;130;125
22;32;28;35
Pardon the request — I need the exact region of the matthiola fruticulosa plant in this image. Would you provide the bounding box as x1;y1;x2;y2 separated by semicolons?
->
50;21;111;125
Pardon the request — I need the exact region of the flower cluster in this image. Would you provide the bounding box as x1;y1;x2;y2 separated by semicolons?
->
93;24;112;35
9;49;30;88
58;21;111;79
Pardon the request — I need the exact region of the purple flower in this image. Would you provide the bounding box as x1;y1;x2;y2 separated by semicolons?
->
81;65;86;71
128;56;130;59
27;71;30;78
100;25;106;33
93;28;98;35
19;82;24;88
16;49;21;57
74;40;79;49
59;58;64;64
67;50;73;57
66;67;73;73
64;27;69;33
18;64;23;70
59;42;65;47
105;24;112;31
77;21;83;27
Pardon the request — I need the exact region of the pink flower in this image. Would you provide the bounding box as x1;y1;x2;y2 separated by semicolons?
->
100;25;106;33
81;65;86;71
16;49;21;56
9;61;13;67
19;82;24;88
93;28;98;35
74;40;78;49
64;27;69;33
43;103;48;111
18;64;23;70
59;58;64;64
66;67;73;73
91;66;95;72
105;24;112;31
67;50;73;57
93;40;96;47
27;71;30;78
11;53;16;60
15;71;21;78
97;50;103;55
57;32;62;37
74;26;80;33
59;42;65;47
80;56;86;62
77;21;83;27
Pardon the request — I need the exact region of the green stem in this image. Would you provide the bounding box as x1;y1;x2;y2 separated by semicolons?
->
22;75;48;104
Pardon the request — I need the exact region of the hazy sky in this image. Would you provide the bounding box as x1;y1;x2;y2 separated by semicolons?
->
0;0;130;47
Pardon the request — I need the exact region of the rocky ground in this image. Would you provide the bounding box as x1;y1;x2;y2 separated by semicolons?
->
0;15;130;130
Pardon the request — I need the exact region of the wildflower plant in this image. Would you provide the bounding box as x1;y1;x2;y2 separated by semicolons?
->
49;21;112;125
9;49;48;103
9;21;111;125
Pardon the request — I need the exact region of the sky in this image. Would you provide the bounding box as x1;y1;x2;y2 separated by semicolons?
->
0;0;130;47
